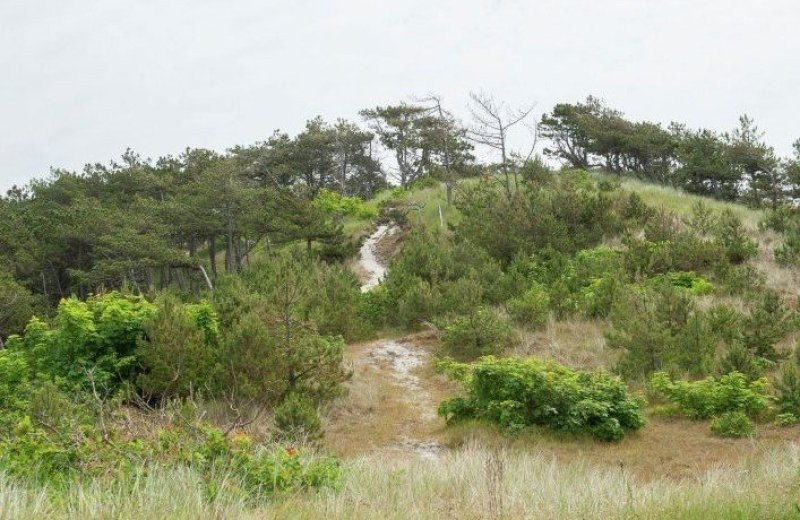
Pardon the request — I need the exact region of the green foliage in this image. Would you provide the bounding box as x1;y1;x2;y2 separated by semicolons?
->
381;231;503;327
5;292;156;394
455;172;626;265
740;291;795;361
136;295;218;400
607;285;715;380
647;271;714;295
437;356;645;441
774;221;800;266
312;189;377;219
439;308;514;359
710;411;754;438
716;343;771;381
714;209;758;263
774;361;800;419
274;393;323;442
505;283;550;329
649;371;771;420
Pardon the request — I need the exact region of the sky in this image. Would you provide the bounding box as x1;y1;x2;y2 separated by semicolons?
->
1;0;799;192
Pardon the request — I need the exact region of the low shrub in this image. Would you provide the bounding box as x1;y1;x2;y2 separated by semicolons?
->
312;188;377;219
714;209;758;264
440;308;514;359
505;283;550;329
274;393;323;442
648;271;714;295
710;411;754;438
437;356;646;441
774;362;800;419
649;371;771;420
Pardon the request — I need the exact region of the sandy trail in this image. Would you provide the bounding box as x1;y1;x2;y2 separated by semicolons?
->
332;225;446;459
359;224;393;292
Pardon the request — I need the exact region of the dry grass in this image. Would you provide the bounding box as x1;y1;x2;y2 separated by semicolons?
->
323;333;457;458
514;316;615;371
4;442;800;519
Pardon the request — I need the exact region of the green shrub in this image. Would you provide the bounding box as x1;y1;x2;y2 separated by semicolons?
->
454;173;627;265
774;362;800;418
607;285;715;380
760;207;800;233
776;412;799;426
136;295;218;400
649;371;771;420
440;308;514;359
715;343;771;381
274;393;323;442
714;209;758;264
5;292;156;394
740;292;795;361
505;284;550;329
648;271;714;295
381;231;503;326
710;411;754;438
312;188;377;219
437;356;645;441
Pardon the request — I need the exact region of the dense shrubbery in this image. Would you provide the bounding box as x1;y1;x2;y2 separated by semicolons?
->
5;292;156;394
650;371;770;437
380;230;503;327
437;356;646;441
312;188;377;219
454;171;629;265
606;284;716;380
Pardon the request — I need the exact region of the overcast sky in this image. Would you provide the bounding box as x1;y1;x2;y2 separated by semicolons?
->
1;0;798;192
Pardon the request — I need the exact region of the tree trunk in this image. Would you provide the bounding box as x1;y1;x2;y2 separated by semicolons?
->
208;235;217;278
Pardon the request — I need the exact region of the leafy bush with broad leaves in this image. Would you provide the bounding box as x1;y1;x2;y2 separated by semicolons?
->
5;292;156;394
437;356;646;441
312;188;377;219
647;271;714;295
649;371;771;420
710;411;754;438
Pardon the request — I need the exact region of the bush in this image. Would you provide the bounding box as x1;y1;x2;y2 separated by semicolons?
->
649;371;771;420
5;292;156;394
648;271;714;295
136;296;218;400
774;362;800;419
312;188;377;219
715;343;770;381
437;356;646;441
381;231;503;327
714;209;757;264
274;393;323;442
505;284;550;329
440;308;514;359
710;411;754;438
607;284;715;380
455;173;627;265
740;291;795;361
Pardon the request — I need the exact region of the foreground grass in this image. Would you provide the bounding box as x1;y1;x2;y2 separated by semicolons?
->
3;443;799;519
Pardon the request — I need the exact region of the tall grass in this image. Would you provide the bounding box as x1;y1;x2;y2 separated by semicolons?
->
3;443;799;519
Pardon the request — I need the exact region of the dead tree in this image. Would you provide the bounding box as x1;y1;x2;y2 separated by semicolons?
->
468;92;535;200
